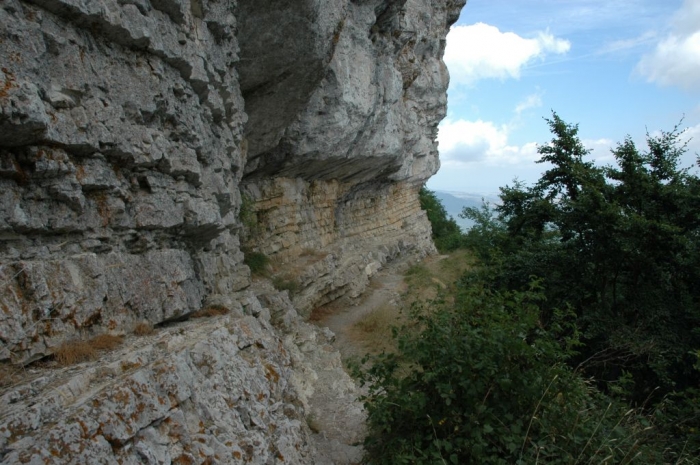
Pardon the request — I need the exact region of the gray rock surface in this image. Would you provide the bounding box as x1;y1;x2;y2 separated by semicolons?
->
0;0;247;363
240;0;466;185
0;292;365;464
1;0;466;462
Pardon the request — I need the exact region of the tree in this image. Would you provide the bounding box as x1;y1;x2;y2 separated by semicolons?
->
419;187;463;252
459;113;700;458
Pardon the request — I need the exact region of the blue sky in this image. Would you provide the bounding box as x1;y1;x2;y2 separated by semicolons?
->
428;0;700;194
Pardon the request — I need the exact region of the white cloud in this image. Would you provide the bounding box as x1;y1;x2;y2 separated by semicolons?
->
514;92;543;116
682;123;700;159
444;23;571;85
438;119;539;166
583;138;616;164
599;31;658;55
636;0;700;91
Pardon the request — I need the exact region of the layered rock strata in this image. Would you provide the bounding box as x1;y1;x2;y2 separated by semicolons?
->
0;0;465;461
243;178;433;315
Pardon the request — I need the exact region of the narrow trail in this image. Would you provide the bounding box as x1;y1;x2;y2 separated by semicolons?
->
311;257;416;363
312;253;454;362
306;252;470;464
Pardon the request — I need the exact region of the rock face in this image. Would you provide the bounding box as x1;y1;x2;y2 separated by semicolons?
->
0;288;364;464
0;0;248;364
0;0;465;462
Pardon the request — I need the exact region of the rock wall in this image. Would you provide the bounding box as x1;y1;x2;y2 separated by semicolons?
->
1;287;365;464
0;0;248;364
243;178;433;315
0;0;465;366
0;0;466;462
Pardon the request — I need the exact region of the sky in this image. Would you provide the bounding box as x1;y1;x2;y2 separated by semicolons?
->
427;0;700;195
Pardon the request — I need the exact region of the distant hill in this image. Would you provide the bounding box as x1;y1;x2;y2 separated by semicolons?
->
432;191;499;230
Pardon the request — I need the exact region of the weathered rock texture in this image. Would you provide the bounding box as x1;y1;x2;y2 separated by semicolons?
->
244;178;434;315
0;289;364;464
0;0;465;461
238;0;465;314
0;0;248;365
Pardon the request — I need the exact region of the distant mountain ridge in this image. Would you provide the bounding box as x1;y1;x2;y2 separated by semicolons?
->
432;190;499;230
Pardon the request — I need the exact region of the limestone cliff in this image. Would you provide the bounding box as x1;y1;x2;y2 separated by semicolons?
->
0;0;465;462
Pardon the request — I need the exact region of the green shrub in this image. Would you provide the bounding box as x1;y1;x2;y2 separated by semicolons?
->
419;187;463;252
272;275;300;294
239;193;258;235
440;112;700;461
244;251;270;276
356;282;665;464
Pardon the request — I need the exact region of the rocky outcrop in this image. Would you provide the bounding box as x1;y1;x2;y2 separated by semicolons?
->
0;0;248;364
0;288;364;464
244;178;434;315
237;0;465;313
238;0;459;184
0;0;464;367
0;0;465;462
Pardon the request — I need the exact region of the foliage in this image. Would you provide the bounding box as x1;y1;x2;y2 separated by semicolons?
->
460;112;700;458
272;274;300;294
239;193;258;236
358;113;700;463
244;251;270;276
357;282;665;464
419;187;463;252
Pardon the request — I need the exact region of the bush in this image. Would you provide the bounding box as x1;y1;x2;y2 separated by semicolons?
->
419;187;463;252
452;112;700;460
357;282;665;464
244;251;270;276
272;275;300;294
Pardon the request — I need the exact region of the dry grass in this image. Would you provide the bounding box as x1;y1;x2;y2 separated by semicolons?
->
300;248;324;258
348;250;476;357
54;340;98;366
191;305;229;319
54;333;124;366
133;321;154;336
309;304;337;322
403;249;475;307
90;334;124;351
350;304;404;355
0;363;23;388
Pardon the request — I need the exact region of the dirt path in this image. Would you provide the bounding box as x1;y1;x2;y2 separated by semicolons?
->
311;259;411;362
306;251;472;464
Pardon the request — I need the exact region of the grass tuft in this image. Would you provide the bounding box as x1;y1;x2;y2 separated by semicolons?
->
54;340;98;366
54;333;124;366
192;305;229;318
90;334;124;351
350;304;403;354
133;321;154;336
309;304;336;322
0;363;22;388
272;275;300;294
306;414;322;434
